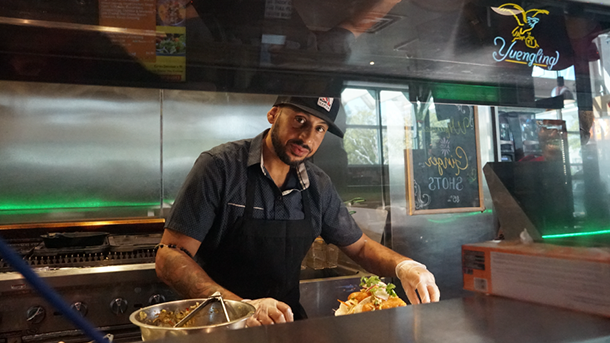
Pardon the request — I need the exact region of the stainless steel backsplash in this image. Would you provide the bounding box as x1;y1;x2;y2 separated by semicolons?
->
0;81;275;224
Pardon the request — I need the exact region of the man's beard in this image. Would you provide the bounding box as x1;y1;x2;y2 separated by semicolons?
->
271;124;312;167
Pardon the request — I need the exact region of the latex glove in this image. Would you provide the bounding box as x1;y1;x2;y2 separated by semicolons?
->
395;260;440;304
243;298;294;326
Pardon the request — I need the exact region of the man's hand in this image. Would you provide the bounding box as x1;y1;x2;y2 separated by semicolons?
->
395;260;440;304
243;298;294;326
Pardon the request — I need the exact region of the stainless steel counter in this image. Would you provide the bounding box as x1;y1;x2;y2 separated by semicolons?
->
152;295;610;343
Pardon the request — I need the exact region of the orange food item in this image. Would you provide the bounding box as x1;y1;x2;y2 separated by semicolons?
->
348;291;370;302
379;296;407;309
335;276;406;316
361;303;375;312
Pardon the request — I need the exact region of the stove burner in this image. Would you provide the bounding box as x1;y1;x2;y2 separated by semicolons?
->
0;234;161;272
0;221;173;343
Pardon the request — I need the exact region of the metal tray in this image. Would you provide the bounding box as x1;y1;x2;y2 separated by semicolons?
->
108;234;162;252
41;232;109;248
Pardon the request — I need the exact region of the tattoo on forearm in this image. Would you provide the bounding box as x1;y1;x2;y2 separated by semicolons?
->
159;249;224;298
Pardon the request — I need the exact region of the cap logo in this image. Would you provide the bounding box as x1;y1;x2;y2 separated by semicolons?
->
317;97;333;112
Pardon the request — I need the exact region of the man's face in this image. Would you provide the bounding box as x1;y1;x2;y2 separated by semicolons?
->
539;127;563;161
269;106;329;167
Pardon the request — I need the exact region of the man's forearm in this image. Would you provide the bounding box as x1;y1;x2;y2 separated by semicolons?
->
340;233;408;277
155;247;241;300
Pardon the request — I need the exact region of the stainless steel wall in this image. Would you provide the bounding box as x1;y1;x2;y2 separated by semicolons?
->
0;81;277;224
0;82;160;223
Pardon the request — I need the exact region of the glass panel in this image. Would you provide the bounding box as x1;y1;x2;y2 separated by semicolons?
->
343;128;380;165
562;103;583;166
498;107;557;162
162;90;275;204
0;1;608;107
381;91;411;163
341;88;377;125
341;87;380;166
491;87;610;245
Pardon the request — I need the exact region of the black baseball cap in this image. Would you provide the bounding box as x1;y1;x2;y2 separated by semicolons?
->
273;96;344;138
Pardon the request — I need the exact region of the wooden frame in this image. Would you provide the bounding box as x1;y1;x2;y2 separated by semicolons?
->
406;106;485;215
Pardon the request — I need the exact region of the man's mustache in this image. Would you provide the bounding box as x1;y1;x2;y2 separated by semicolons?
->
289;139;311;152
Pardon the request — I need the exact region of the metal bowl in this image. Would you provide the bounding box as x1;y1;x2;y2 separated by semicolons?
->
129;298;255;341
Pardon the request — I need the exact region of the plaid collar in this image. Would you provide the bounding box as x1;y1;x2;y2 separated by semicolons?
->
247;130;310;193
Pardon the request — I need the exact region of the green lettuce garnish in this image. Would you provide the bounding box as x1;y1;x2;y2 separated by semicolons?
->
360;275;398;297
386;283;397;297
360;275;381;288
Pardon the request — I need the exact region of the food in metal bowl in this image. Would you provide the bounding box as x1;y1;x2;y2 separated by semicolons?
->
137;302;200;327
130;298;255;341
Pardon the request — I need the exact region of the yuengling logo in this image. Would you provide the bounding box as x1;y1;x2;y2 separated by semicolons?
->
491;3;559;70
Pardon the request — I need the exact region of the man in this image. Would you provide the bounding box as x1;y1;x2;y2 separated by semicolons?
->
155;96;440;327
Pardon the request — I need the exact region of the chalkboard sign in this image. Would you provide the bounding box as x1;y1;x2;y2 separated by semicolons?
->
406;105;484;214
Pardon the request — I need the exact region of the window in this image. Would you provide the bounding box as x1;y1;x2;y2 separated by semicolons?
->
341;88;381;165
339;86;410;207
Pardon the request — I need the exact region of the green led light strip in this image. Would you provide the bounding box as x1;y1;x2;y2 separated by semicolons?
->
432;83;499;103
427;209;493;224
0;201;160;211
542;229;610;239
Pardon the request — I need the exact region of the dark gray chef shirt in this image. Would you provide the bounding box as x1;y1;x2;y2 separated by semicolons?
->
165;130;363;253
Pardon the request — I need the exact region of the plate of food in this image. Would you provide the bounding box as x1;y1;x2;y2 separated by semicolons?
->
335;276;407;315
157;0;186;26
156;33;186;55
